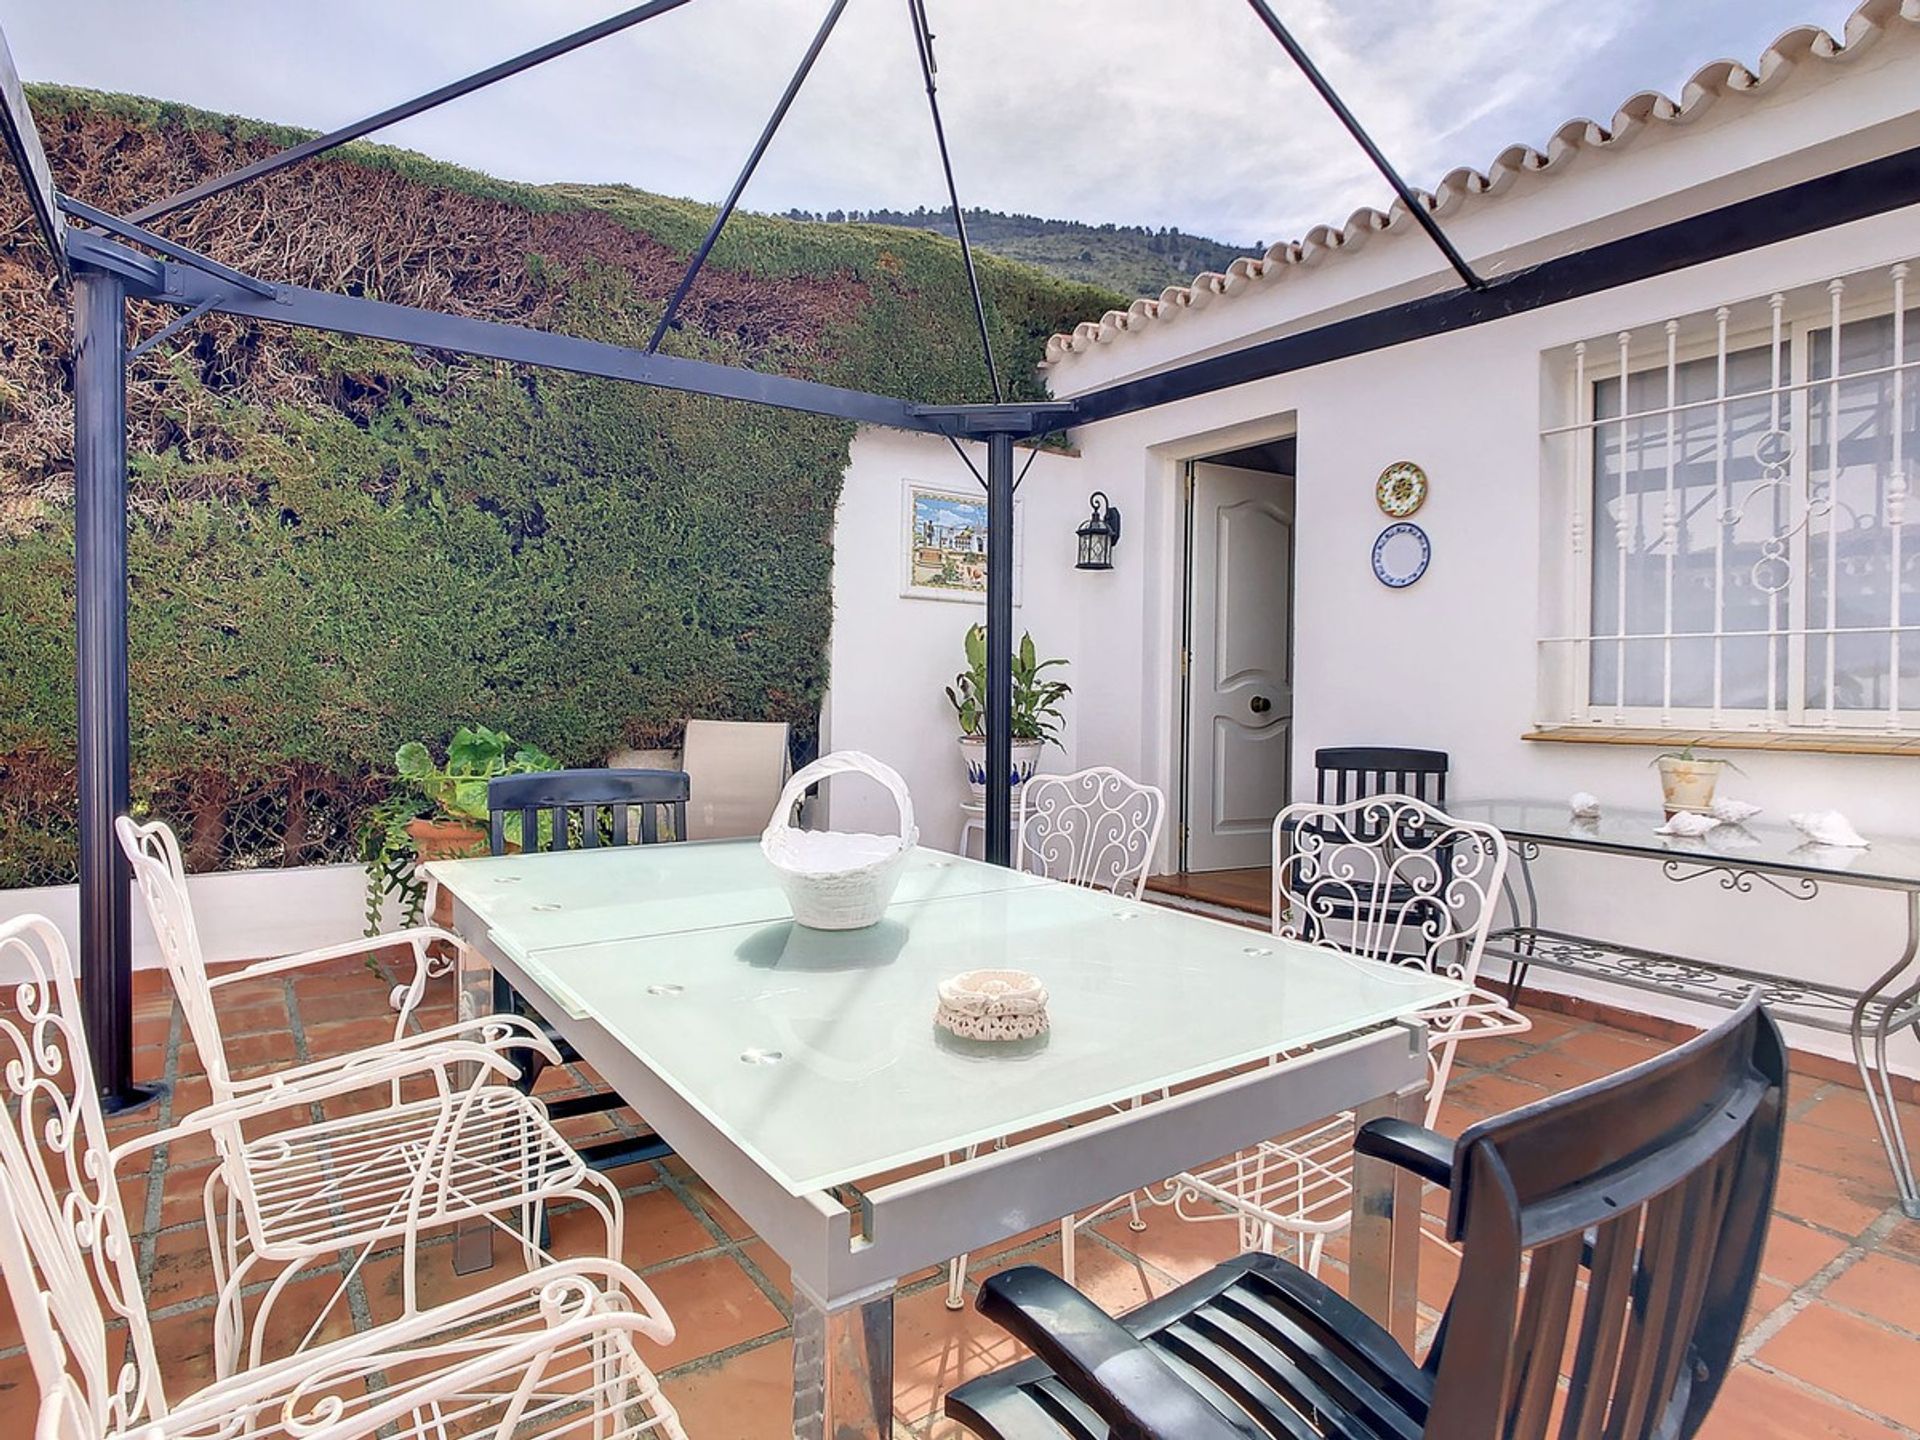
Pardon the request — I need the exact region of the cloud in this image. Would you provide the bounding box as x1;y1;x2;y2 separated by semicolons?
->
8;0;1867;246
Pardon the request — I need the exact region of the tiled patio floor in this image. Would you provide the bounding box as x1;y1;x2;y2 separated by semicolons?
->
2;948;1916;1439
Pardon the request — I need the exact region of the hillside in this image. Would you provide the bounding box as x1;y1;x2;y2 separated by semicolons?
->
0;87;1126;887
782;206;1263;296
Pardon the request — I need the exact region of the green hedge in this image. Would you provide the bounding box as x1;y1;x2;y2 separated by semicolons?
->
0;89;1119;884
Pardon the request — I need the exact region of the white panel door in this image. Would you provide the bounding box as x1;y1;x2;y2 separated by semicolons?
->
1186;462;1294;872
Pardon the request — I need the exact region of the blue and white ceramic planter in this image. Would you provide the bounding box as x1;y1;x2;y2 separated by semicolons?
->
959;736;1043;801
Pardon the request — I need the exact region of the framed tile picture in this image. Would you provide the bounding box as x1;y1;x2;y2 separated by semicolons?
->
900;479;1023;604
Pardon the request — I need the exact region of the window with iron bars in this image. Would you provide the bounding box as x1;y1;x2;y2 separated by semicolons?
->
1538;260;1917;734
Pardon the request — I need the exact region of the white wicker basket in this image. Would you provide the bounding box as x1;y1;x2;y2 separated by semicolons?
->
761;751;919;930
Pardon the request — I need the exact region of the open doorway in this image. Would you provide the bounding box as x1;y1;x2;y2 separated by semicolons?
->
1161;436;1295;913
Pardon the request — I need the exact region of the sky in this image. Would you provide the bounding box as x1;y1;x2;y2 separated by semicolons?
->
5;0;1870;247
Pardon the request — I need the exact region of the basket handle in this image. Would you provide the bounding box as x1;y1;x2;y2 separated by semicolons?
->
771;750;915;842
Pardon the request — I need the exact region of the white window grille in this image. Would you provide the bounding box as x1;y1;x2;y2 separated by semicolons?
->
1538;259;1917;734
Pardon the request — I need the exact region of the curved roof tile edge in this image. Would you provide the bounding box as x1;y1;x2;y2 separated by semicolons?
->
1043;0;1920;366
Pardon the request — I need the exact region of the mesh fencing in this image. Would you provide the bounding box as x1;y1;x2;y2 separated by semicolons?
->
0;767;385;889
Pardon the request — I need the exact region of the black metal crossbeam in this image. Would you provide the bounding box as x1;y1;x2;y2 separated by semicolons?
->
65;226;947;435
1244;0;1483;291
128;0;699;227
646;0;850;352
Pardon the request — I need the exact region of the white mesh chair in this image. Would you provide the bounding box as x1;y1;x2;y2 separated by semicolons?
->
1016;766;1165;899
943;766;1164;1308
115;815;625;1374
0;914;687;1440
680;719;791;841
1141;795;1528;1275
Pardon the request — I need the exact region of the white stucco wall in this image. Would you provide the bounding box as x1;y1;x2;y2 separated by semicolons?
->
0;863;387;982
820;429;1115;842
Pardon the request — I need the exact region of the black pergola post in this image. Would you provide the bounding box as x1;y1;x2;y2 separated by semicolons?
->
72;264;147;1110
983;430;1014;865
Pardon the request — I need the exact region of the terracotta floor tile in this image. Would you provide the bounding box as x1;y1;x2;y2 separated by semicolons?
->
1744;1278;1794;1340
1761;1302;1920;1430
1551;1025;1670;1073
673;1173;756;1241
1770;1163;1889;1236
739;1240;794;1305
661;1338;793;1440
1696;1364;1907;1440
641;1254;786;1371
1784;1122;1911;1191
1819;1252;1920;1336
1447;1071;1552;1116
0;1351;40;1429
1514;1008;1586;1043
892;1279;1030;1426
1091;1207;1241;1284
1760;1217;1850;1286
1498;1047;1616;1092
1794;1089;1920;1150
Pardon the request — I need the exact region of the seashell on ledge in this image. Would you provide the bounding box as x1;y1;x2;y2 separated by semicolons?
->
1708;797;1762;824
1654;812;1721;838
1569;792;1601;819
1788;810;1870;848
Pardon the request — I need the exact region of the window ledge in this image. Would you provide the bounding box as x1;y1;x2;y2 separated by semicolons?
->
1523;726;1920;757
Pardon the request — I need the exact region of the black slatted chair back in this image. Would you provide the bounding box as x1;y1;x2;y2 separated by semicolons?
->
480;767;692;1174
1426;995;1786;1439
1314;746;1449;810
945;998;1784;1440
487;768;690;856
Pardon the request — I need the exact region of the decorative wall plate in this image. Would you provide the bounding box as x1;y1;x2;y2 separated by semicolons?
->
1375;460;1428;518
1372;522;1431;589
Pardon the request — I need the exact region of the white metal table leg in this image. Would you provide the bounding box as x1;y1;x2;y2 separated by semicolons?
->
1851;887;1920;1220
1349;1081;1425;1351
792;1275;895;1440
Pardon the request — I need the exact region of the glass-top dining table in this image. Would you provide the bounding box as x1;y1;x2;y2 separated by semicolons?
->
427;840;1458;1440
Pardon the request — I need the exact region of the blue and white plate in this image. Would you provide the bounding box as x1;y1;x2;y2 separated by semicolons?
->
1371;522;1430;589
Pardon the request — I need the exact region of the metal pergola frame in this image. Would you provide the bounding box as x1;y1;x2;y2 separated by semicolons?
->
5;3;1920;1106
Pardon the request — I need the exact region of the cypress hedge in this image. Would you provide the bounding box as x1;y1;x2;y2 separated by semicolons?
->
0;88;1118;883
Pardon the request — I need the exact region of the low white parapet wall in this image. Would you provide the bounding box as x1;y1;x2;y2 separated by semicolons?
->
0;862;385;981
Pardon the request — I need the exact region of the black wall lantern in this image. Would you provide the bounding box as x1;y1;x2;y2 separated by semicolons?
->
1075;491;1122;570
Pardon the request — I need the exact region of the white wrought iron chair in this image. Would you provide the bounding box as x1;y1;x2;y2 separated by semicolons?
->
115;815;626;1375
1015;766;1165;899
943;766;1165;1308
0;913;687;1440
1143;794;1529;1276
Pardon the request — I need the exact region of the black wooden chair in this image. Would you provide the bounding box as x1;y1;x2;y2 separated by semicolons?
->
947;995;1785;1440
488;767;690;1172
1315;745;1449;810
1287;748;1455;952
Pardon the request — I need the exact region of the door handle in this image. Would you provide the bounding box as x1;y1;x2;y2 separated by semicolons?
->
1249;695;1272;714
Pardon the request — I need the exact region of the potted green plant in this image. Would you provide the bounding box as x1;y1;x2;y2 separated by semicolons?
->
1651;745;1740;818
359;724;553;932
945;625;1070;800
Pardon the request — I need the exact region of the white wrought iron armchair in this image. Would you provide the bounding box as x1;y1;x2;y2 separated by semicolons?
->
943;765;1165;1308
1145;794;1529;1275
1015;766;1165;899
0;914;687;1440
115;815;626;1375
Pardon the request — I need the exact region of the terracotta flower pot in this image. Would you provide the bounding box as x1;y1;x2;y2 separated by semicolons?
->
405;817;504;926
406;816;491;862
1655;756;1723;818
